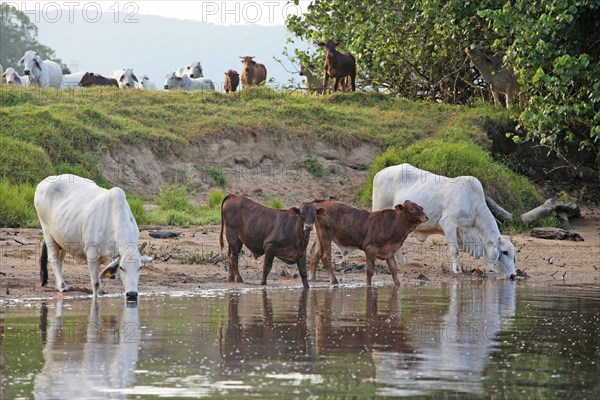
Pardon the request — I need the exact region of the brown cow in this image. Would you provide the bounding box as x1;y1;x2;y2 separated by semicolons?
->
78;72;119;87
239;56;267;88
318;39;356;94
309;199;428;286
219;194;326;288
224;69;240;93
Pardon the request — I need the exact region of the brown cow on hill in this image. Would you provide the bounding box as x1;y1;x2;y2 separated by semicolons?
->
78;72;119;87
318;39;356;94
239;56;267;88
309;199;428;286
224;69;240;93
220;194;326;288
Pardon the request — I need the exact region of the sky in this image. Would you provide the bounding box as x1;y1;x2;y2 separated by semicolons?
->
14;1;311;26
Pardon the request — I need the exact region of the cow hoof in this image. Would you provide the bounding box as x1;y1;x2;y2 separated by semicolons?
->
228;276;235;283
235;277;244;284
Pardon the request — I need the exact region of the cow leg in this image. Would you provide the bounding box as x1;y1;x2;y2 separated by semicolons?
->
442;224;462;273
296;256;310;289
308;240;320;281
491;88;501;106
385;257;401;286
226;236;244;283
322;74;330;95
87;259;101;298
365;252;376;286
350;74;356;92
43;233;68;292
333;77;340;92
319;241;338;285
260;246;276;286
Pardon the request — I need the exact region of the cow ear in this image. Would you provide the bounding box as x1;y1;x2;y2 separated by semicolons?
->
335;42;341;47
99;258;120;280
317;208;328;216
394;204;405;212
132;74;138;82
176;77;183;81
288;207;300;215
141;255;153;265
317;42;325;47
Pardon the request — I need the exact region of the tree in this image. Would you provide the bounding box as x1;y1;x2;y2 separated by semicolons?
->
286;0;599;165
0;3;66;70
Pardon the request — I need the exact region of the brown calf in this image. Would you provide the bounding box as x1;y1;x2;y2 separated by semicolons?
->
224;69;240;93
318;39;356;94
79;72;118;87
309;199;428;286
239;56;267;88
220;194;326;288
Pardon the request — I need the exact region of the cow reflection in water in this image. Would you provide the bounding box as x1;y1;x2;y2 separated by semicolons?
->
219;290;311;371
373;281;516;395
34;300;141;399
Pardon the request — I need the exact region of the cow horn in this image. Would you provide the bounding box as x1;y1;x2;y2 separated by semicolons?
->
99;257;120;280
138;242;147;255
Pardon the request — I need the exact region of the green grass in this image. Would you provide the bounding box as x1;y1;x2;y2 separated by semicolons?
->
0;85;547;228
266;198;286;209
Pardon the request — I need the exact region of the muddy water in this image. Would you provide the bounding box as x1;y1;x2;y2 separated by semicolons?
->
2;282;599;399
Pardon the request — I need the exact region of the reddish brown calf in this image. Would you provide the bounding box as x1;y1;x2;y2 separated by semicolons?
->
309;199;428;286
220;194;326;288
79;72;119;87
318;39;357;94
224;70;240;93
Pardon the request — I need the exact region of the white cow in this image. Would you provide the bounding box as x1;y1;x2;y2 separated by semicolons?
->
2;67;30;86
34;174;152;301
110;68;138;88
372;163;516;279
175;61;204;78
60;71;86;89
138;75;157;91
163;71;215;91
19;50;63;88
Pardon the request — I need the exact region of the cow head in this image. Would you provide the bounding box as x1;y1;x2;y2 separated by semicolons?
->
163;72;183;90
3;68;22;85
395;200;428;224
289;202;327;232
20;50;41;77
240;56;255;75
188;61;203;78
318;40;341;58
484;236;516;280
100;242;153;302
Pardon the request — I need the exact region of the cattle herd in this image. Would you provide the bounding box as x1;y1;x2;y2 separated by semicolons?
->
33;162;517;302
0;41;361;94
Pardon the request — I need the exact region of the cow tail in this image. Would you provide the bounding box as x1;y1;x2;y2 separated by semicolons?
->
40;242;49;287
219;194;231;254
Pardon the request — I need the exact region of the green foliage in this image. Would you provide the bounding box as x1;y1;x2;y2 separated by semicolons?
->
287;0;599;163
127;195;148;226
0;3;68;70
304;157;324;178
0;136;52;184
266;198;286;209
0;179;39;228
157;184;192;212
207;189;225;209
196;165;227;187
358;140;543;214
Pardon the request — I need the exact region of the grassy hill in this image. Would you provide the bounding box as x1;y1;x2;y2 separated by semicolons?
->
0;86;543;228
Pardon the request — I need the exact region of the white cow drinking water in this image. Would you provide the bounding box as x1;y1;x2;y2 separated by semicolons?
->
34;174;152;301
19;50;63;88
372;163;516;279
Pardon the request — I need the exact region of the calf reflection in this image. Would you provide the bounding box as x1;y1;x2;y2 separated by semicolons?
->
34;300;141;399
219;289;310;372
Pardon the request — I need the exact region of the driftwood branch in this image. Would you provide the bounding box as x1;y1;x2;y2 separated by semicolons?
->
485;196;513;222
520;198;580;224
530;228;584;241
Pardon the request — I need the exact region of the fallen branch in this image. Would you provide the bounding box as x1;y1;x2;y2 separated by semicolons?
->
485;196;513;222
149;231;183;239
521;197;580;224
530;227;584;241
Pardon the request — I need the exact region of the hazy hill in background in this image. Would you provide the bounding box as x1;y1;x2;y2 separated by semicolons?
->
35;12;308;89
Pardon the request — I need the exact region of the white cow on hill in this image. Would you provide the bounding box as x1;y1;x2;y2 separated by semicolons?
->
34;174;152;301
138;75;157;91
20;50;63;88
60;71;86;90
175;61;204;78
163;71;215;91
110;68;138;88
372;163;516;279
2;67;30;86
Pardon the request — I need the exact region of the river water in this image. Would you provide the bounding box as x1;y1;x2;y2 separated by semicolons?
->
2;281;599;399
